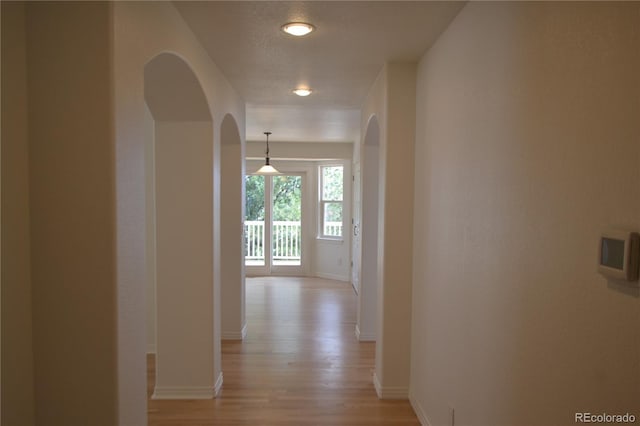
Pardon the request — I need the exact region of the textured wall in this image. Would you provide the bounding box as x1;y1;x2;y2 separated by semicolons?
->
154;121;214;394
26;3;117;424
1;3;35;424
411;3;640;425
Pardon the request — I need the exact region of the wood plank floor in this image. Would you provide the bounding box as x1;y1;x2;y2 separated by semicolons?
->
147;276;420;425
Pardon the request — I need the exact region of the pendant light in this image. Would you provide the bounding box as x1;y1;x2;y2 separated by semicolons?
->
255;131;280;175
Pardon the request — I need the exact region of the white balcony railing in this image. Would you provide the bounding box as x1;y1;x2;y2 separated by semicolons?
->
244;221;265;261
245;221;302;262
272;221;302;260
245;220;343;263
323;222;342;237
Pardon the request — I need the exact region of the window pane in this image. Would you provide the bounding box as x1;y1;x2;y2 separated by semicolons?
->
245;175;265;221
322;166;343;201
272;175;302;221
272;175;302;266
245;175;265;266
323;202;342;237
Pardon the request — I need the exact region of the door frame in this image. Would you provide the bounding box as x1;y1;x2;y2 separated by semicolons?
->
245;161;312;277
351;162;361;294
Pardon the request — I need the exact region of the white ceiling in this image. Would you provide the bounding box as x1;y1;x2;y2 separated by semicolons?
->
174;1;465;142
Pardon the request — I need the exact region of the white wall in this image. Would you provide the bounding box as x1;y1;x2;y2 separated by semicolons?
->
114;2;245;422
154;121;215;397
378;64;416;398
144;104;157;354
221;115;246;340
411;3;640;425
357;69;386;347
315;240;350;281
144;52;218;400
246;141;353;161
357;119;380;341
359;63;416;398
24;3;117;424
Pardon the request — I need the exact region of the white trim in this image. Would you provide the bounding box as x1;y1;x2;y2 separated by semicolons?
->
221;323;247;340
146;343;156;354
316;236;345;244
373;372;382;398
355;324;375;342
373;372;409;399
213;372;223;397
221;331;242;340
409;393;432;426
245;167;312;277
152;386;215;400
315;272;349;282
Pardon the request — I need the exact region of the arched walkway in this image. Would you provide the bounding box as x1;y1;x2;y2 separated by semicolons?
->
144;52;219;399
357;115;380;342
220;114;246;340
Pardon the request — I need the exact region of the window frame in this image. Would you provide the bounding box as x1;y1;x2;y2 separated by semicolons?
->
318;163;345;241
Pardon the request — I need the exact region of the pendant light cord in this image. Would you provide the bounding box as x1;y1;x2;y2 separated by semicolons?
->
264;131;272;165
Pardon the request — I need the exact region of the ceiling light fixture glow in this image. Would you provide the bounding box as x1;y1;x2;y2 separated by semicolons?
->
293;88;313;97
281;22;315;37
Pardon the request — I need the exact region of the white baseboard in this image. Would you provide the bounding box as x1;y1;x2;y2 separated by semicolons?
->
152;386;215;400
213;372;223;397
409;393;432;426
315;272;350;282
373;372;409;400
221;323;247;340
373;372;382;398
147;343;156;354
355;324;375;342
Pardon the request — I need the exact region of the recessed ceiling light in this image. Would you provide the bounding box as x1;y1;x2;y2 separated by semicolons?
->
281;22;315;37
293;88;313;97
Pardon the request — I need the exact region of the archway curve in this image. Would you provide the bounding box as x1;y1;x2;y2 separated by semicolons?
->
143;51;221;400
144;52;212;122
221;113;241;145
364;114;380;147
357;114;381;342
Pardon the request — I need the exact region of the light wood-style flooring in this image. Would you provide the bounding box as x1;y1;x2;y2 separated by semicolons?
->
147;276;419;425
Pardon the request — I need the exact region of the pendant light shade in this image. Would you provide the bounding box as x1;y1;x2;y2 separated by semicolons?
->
255;163;280;174
255;131;280;175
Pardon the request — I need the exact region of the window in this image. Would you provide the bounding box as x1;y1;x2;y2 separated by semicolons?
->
319;165;343;238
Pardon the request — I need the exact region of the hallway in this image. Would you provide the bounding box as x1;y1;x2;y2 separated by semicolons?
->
147;277;419;425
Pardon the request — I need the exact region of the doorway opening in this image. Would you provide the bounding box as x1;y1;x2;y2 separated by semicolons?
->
144;52;218;399
356;115;380;342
